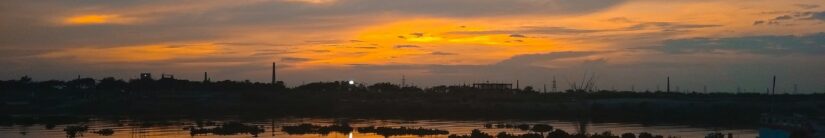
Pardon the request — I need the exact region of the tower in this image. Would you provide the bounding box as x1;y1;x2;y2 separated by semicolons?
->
667;76;670;93
793;84;797;94
203;72;209;82
772;76;776;95
703;85;707;93
272;62;278;84
552;76;557;92
543;83;547;93
401;75;406;87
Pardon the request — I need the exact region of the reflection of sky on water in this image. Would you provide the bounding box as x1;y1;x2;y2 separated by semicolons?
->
0;118;757;138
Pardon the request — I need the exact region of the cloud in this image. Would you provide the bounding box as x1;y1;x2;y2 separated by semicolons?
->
795;4;820;10
622;22;721;31
495;51;601;66
39;44;220;63
430;51;456;55
450;26;605;36
281;57;313;62
394;45;421;49
755;11;825;25
354;46;377;49
450;21;719;36
658;33;825;55
509;34;526;38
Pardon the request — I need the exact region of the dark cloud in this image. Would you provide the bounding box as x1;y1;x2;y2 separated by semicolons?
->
430;51;456;55
1;0;627;49
755;11;825;25
451;21;719;36
509;34;526;38
622;22;721;31
394;45;420;49
659;33;825;55
450;26;605;36
281;57;312;62
795;4;820;10
495;51;600;66
354;46;377;49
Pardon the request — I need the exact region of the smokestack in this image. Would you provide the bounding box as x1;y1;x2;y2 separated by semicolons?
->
516;80;519;90
203;72;209;82
402;75;406;87
772;75;776;95
272;62;278;84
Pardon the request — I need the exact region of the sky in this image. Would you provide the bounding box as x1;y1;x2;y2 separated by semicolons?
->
2;0;825;93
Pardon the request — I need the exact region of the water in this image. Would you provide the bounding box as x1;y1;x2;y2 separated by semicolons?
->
0;118;757;138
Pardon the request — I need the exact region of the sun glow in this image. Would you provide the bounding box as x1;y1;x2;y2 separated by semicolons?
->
63;14;132;25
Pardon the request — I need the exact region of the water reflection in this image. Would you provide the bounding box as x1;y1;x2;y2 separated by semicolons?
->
0;118;758;138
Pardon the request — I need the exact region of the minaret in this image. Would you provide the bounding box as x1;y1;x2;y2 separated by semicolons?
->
272;62;278;84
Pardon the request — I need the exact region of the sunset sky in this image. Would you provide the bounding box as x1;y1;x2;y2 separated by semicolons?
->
2;0;825;92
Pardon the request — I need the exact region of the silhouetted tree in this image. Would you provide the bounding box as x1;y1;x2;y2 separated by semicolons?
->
621;133;636;138
530;124;553;136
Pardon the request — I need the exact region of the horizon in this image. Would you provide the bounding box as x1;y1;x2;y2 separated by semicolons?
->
4;72;818;94
3;0;825;93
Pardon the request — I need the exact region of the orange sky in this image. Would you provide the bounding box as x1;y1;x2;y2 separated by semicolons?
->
2;0;825;92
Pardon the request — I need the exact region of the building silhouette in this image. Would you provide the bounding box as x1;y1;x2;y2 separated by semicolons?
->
472;81;512;91
140;73;152;80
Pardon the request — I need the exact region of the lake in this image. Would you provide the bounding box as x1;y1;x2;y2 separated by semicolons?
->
0;117;757;138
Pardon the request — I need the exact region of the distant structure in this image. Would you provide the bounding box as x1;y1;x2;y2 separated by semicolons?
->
703;85;707;93
473;81;512;91
401;75;406;87
543;83;547;93
793;84;798;94
552;76;557;92
160;73;175;79
666;76;671;92
140;73;152;80
203;72;210;82
516;80;520;90
272;62;278;85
